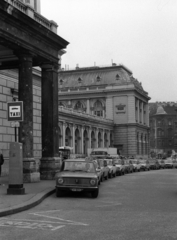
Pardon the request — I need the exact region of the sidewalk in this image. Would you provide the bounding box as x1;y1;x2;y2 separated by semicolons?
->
0;175;56;217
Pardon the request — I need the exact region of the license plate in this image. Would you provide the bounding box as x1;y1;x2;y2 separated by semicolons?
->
71;188;83;192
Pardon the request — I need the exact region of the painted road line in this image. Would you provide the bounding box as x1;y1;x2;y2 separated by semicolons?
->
29;210;89;226
0;218;65;231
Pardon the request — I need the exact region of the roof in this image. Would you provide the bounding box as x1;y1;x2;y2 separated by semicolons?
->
59;65;146;93
149;102;177;116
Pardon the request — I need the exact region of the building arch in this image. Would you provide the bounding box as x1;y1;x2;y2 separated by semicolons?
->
83;129;88;155
75;128;81;154
73;100;86;112
65;127;71;147
104;132;108;147
91;131;95;148
98;131;102;148
92;99;105;117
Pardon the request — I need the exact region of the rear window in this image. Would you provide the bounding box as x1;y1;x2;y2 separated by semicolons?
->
91;151;108;155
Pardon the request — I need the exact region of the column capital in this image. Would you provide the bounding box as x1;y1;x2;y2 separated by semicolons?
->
41;62;59;72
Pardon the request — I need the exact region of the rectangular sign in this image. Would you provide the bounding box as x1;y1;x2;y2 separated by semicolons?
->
7;101;23;121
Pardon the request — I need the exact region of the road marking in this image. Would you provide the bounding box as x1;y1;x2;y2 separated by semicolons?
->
29;210;88;226
0;218;65;231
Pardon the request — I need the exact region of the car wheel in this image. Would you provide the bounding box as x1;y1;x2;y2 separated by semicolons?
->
91;189;99;198
56;188;62;197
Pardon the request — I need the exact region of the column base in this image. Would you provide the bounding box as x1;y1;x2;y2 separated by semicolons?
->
23;158;40;183
7;184;25;195
40;157;62;180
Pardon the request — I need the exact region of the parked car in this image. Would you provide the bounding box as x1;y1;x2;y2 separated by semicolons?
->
148;160;157;170
158;159;165;169
113;158;125;176
92;159;103;185
97;159;109;180
123;159;134;173
172;160;177;168
138;159;150;171
131;159;141;172
105;159;117;178
154;160;161;170
164;158;173;168
55;159;99;198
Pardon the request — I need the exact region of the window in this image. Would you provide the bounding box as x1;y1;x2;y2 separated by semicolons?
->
115;74;120;80
93;100;104;117
59;79;63;85
74;101;85;112
96;75;101;82
78;77;82;84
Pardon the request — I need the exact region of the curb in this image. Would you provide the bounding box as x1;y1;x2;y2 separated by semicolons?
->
0;187;55;217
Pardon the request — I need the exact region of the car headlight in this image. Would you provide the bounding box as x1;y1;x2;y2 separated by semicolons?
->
58;178;64;184
90;179;96;186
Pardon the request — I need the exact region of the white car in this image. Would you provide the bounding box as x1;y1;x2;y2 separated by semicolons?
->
105;159;117;178
131;159;141;172
113;158;125;175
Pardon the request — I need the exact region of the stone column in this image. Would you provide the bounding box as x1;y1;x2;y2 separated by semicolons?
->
18;52;40;183
107;130;110;147
62;122;66;146
81;126;84;154
88;126;92;149
142;102;144;125
40;62;60;179
102;129;105;147
72;124;75;154
86;99;90;114
95;128;98;148
137;99;140;123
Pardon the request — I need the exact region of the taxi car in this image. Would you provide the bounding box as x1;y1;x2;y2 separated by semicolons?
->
55;159;99;198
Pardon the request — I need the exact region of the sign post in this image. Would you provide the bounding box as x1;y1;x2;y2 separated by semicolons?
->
7;102;25;194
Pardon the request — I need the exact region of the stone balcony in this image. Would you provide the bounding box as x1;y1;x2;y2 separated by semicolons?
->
59;106;113;124
4;0;58;33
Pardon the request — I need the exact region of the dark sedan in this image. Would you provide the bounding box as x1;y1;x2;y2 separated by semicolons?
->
55;159;99;198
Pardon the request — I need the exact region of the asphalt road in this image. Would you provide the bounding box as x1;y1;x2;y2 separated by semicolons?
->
1;169;177;240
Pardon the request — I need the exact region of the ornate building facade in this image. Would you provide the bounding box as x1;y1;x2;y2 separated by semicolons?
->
149;102;177;158
59;64;151;158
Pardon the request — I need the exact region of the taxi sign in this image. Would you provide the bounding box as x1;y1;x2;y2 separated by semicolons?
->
7;101;23;121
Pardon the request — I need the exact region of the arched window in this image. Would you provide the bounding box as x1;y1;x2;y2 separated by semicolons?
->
74;101;85;112
93;100;104;117
59;102;64;107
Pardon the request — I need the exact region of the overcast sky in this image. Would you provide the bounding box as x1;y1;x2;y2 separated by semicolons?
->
41;0;177;103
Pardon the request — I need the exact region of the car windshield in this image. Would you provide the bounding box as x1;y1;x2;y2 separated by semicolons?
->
91;151;108;155
139;160;146;163
62;161;96;173
114;159;122;164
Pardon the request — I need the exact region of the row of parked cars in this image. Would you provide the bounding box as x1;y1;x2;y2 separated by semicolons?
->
55;156;177;199
94;157;177;185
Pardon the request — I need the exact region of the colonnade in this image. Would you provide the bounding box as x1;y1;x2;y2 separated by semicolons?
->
59;122;113;155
